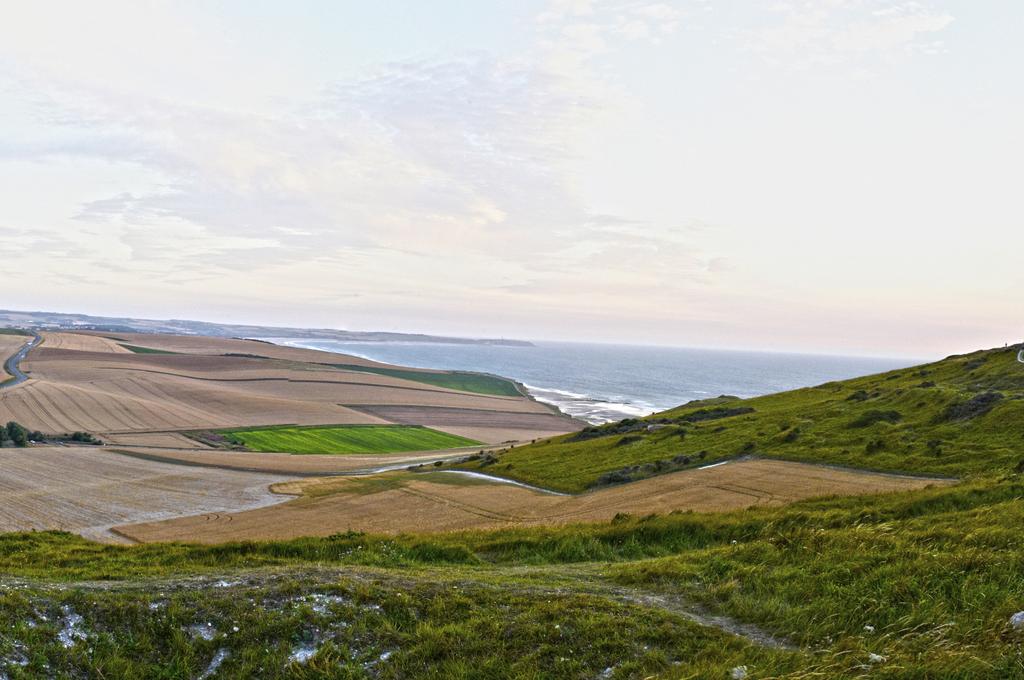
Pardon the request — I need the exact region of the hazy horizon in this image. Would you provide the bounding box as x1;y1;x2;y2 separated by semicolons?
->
3;305;934;362
2;1;1021;357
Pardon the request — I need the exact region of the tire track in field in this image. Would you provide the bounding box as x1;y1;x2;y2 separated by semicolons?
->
115;377;181;429
22;383;78;432
124;373;225;429
66;382;139;431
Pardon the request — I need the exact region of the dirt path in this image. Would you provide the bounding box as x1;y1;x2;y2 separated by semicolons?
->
6;565;800;652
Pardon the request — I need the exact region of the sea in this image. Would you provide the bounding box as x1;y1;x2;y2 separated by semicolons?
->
264;339;917;425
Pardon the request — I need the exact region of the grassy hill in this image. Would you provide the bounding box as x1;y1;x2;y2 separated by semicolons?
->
328;363;524;397
448;344;1024;492
3;345;1024;678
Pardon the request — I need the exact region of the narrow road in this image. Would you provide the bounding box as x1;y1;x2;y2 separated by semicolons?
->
1018;348;1024;364
2;332;41;388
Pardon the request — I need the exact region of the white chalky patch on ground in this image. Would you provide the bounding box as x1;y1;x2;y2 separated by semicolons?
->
189;623;217;641
288;644;318;664
198;648;230;679
57;607;87;648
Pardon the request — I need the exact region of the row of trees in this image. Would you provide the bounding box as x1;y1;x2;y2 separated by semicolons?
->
0;421;37;447
0;422;100;447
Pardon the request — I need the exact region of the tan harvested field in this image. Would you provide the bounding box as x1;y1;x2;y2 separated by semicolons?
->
116;459;952;543
0;332;579;443
102;432;213;449
95;332;412;368
346;405;574;443
0;447;293;543
0;334;31;381
41;332;132;353
110;447;475;475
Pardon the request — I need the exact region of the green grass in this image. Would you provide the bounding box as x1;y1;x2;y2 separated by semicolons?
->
448;344;1024;492
0;568;797;679
223;424;481;455
118;343;179;354
5;344;1024;677
0;327;32;336
3;476;1024;676
328;363;522;396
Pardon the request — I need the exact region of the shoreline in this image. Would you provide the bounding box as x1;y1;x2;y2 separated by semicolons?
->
262;337;593;425
260;337;914;427
261;337;657;424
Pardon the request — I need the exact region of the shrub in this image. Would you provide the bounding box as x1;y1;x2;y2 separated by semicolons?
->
5;422;28;447
849;410;903;428
675;406;754;424
865;438;886;454
943;392;1004;422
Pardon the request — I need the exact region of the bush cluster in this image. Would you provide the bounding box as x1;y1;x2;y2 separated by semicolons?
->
591;451;708;488
0;423;101;447
0;421;29;446
943;391;1003;422
849;409;903;428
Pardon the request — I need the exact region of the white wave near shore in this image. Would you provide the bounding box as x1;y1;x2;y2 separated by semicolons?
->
523;384;657;424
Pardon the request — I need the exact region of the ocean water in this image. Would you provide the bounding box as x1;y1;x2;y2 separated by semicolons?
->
267;339;916;424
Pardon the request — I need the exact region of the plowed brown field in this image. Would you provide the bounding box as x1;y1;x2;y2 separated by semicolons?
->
0;447;292;542
116;459;952;543
0;332;579;443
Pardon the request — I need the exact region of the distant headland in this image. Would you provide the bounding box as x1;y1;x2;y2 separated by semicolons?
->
0;309;533;347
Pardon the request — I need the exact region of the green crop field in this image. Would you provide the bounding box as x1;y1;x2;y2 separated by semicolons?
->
223;424;481;454
328;363;522;396
118;343;179;354
0;327;32;336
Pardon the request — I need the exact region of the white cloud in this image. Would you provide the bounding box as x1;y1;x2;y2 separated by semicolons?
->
5;1;1016;357
743;1;954;69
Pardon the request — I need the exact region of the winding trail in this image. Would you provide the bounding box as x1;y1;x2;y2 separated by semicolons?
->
1;332;41;388
1018;348;1024;364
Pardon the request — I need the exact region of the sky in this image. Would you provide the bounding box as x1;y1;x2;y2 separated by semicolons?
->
0;0;1021;358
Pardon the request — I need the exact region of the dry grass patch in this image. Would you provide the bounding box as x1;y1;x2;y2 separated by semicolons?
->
116;459;951;543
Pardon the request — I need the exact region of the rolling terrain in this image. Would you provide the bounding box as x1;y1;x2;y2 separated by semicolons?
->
0;329;33;384
0;331;577;444
446;343;1024;491
1;336;1023;678
116;459;947;543
0;446;290;543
